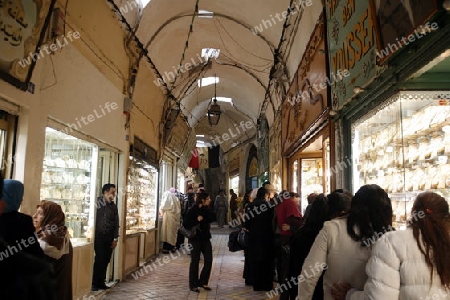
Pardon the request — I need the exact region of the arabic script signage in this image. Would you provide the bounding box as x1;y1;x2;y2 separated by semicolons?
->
0;0;55;90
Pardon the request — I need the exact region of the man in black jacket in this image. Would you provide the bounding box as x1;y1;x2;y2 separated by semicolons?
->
92;184;119;291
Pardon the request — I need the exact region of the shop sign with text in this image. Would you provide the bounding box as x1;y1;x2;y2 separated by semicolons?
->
326;0;378;110
0;0;56;90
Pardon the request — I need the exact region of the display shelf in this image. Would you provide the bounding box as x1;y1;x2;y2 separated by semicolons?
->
125;157;158;231
40;127;97;240
301;158;323;214
43;165;90;171
41;183;89;186
41;198;85;202
353;92;450;229
389;189;450;199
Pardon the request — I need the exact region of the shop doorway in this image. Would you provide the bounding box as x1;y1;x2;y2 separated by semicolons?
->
97;149;119;284
288;133;331;215
0;111;17;178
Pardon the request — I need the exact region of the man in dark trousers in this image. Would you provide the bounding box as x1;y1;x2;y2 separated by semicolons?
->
214;189;228;228
92;184;119;291
229;189;238;223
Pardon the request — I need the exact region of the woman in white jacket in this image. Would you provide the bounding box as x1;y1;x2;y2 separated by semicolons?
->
297;184;393;300
332;191;450;300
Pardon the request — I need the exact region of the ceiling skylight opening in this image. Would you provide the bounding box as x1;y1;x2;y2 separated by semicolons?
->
196;140;207;147
198;10;214;18
139;0;152;8
198;77;219;87
214;97;232;103
201;48;220;59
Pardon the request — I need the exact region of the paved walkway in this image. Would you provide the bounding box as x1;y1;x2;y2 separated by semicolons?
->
99;225;276;300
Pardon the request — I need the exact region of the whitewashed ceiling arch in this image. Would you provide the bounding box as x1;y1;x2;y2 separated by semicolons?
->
134;0;305;151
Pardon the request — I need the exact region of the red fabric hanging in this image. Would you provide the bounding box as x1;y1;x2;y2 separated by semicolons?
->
188;147;200;169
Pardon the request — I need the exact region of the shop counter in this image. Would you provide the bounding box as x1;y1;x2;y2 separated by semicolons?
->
124;232;141;275
72;242;94;299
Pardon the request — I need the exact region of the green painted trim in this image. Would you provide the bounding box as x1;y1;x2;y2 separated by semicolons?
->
400;82;450;89
335;12;450;122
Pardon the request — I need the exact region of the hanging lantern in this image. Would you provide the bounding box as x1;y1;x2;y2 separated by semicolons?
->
207;75;221;126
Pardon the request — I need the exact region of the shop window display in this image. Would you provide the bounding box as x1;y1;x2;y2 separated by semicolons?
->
352;91;450;229
301;158;323;214
40;127;98;245
126;157;158;233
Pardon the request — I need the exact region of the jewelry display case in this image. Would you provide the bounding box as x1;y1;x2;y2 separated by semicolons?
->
301;158;324;213
125;157;158;233
352;91;450;229
40;127;98;243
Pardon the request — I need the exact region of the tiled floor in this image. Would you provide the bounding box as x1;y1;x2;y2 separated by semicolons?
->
98;225;276;300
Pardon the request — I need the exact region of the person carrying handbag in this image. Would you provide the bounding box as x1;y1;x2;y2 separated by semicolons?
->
183;192;215;293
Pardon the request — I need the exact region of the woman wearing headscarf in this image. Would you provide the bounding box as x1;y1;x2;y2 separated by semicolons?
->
0;179;56;300
33;200;73;300
242;189;256;285
0;180;44;256
245;186;275;291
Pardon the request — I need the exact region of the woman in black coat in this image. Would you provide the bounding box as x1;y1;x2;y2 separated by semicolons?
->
244;187;275;291
288;194;328;299
0;179;56;300
183;192;215;293
242;189;255;285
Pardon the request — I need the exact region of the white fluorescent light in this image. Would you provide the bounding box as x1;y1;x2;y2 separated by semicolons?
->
214;97;232;103
198;10;214;18
196;141;206;147
198;77;219;87
196;135;205;137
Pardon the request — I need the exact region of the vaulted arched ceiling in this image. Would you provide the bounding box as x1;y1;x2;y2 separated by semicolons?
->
134;0;300;151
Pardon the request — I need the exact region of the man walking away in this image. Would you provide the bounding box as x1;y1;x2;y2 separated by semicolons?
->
92;184;119;291
229;189;238;224
214;190;228;228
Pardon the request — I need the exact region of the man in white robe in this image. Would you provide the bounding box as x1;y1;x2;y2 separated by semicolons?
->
160;189;181;253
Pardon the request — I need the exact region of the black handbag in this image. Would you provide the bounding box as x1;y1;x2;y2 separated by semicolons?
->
237;229;249;247
228;229;244;252
179;224;199;239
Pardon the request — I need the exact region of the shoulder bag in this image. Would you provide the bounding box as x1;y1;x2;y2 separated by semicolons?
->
237;228;249;247
179;224;199;239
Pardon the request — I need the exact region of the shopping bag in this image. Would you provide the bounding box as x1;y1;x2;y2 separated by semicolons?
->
178;224;199;239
